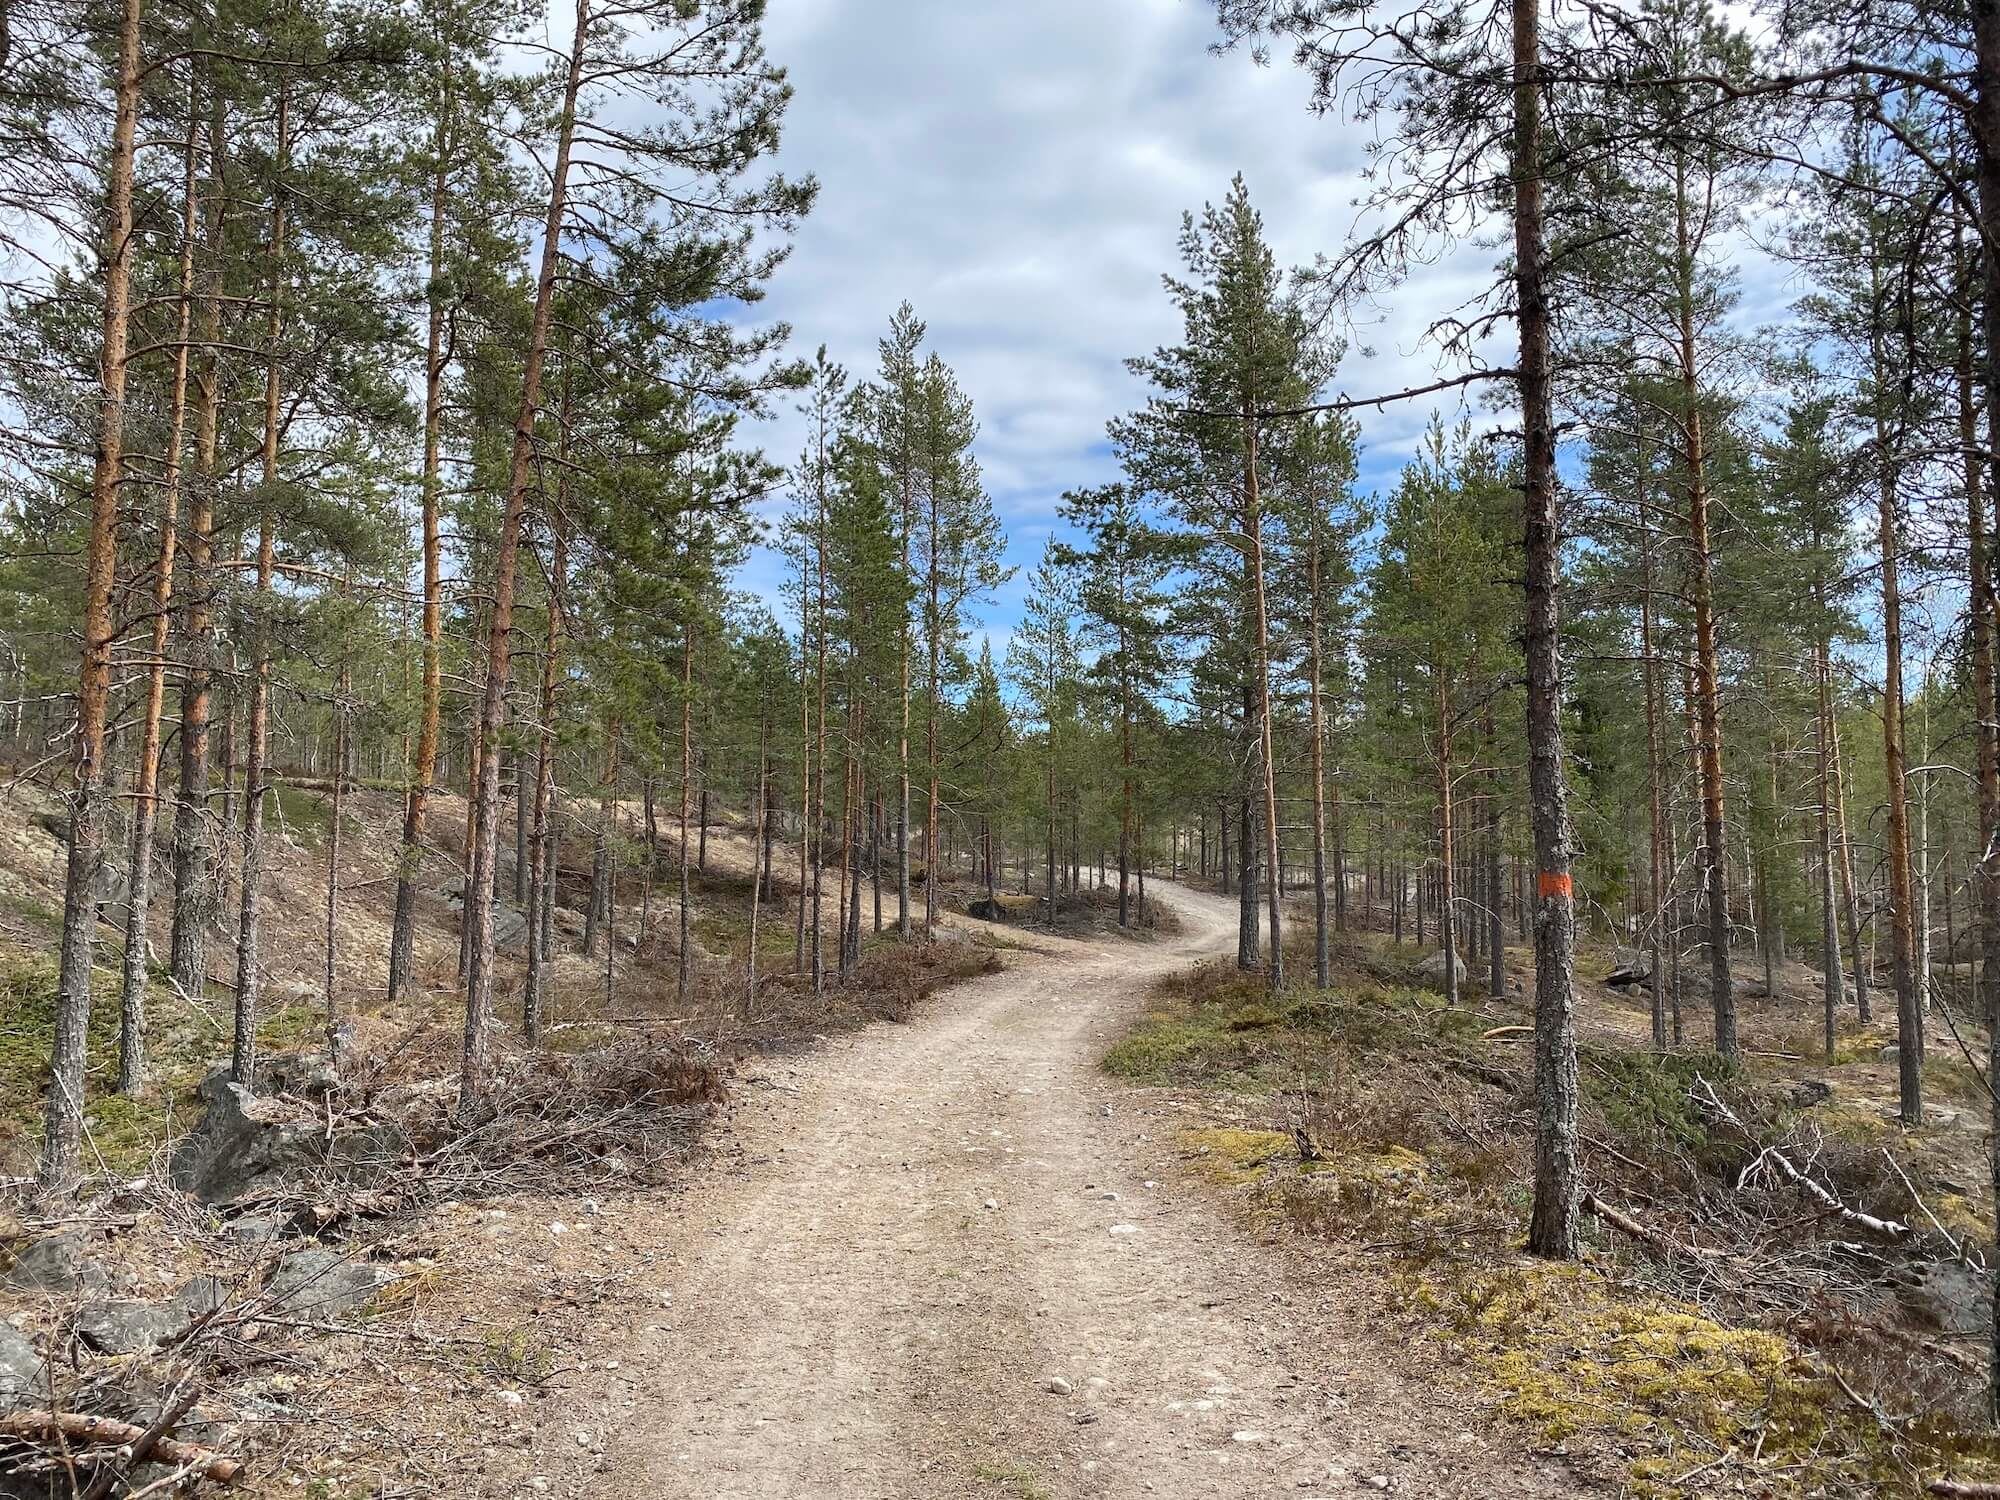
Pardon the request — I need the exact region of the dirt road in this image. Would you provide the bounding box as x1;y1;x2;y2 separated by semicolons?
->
558;884;1576;1499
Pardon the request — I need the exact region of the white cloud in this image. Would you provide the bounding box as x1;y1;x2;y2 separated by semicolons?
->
734;0;1518;640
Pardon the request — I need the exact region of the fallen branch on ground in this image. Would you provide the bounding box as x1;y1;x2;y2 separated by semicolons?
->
1881;1147;1984;1269
0;1410;241;1484
78;1389;200;1500
1691;1076;1914;1244
1737;1144;1914;1242
1582;1189;1724;1260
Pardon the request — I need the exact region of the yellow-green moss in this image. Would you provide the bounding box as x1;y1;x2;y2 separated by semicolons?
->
1405;1258;2000;1495
0;942;328;1172
1179;1126;1293;1184
1823;1026;1894;1067
971;1460;1050;1500
1816;1098;1896;1145
1101;1009;1256;1088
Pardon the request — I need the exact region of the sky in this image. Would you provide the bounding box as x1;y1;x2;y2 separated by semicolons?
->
732;0;1506;652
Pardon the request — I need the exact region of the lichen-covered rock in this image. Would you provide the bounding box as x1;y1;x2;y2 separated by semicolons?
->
1606;948;1652;990
435;877;529;950
75;1277;226;1355
265;1248;391;1318
0;1324;47;1404
4;1230;111;1296
168;1069;406;1205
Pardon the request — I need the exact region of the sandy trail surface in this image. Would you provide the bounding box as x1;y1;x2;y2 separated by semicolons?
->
530;883;1578;1499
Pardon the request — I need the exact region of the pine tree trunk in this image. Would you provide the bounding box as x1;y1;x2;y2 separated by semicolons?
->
641;775;657;951
324;646;349;1064
1514;0;1579;1259
1764;719;1784;1005
1437;676;1456;1002
388;114;453;1006
1877;421;1921;1124
1962;11;2000;1416
1917;696;1933;1012
678;626;695;1004
117;102;200;1092
231;81;291;1091
925;490;941;940
1308;538;1329;987
1243;410;1284;990
764;782;778;903
584;722;618;958
1237;787;1258;969
458;0;587;1118
1829;696;1870;1024
1046;675;1058;929
1485;706;1504;1000
842;699;862;977
1678;168;1735;1059
794;626;809;974
810;518;830;993
523;498;565;1043
516;748;530;906
747;724;766;1016
1637;460;1669;1050
603;840;616;1012
898;481;913;942
42;0;145;1188
1816;635;1845;1062
1118;644;1133;930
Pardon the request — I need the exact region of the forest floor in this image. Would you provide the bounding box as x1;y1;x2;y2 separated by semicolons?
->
3;766;1995;1497
1103;906;2000;1498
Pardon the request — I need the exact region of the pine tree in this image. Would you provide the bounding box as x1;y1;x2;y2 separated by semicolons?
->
456;0;811;1113
1009;548;1082;925
1115;175;1325;990
912;352;1005;938
1060;484;1174;930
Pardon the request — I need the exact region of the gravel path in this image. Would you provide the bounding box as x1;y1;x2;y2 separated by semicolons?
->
559;883;1581;1499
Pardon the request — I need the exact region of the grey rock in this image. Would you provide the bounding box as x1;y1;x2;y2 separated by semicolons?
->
5;1231;111;1296
224;1211;290;1247
265;1248;391;1318
491;904;529;951
1606;947;1652;990
76;1277;226;1355
0;1324;47;1404
75;1299;177;1355
437;877;529;951
1788;1080;1833;1109
260;1051;340;1098
968;897;1007;922
169;1069;406;1205
1900;1259;1991;1332
1410;948;1469;997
